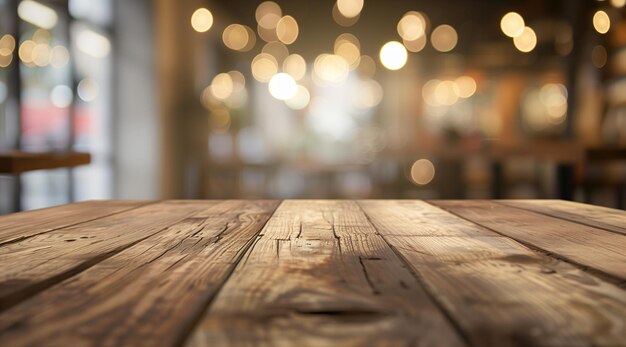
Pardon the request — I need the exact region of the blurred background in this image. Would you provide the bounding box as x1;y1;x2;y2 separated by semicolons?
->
0;0;625;213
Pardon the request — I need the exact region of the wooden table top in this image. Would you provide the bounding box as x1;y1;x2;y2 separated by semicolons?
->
0;200;624;346
0;151;91;174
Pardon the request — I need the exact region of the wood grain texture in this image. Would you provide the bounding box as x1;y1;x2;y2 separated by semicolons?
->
0;200;218;310
359;200;626;347
0;200;279;347
0;200;149;245
500;199;626;236
187;200;465;347
430;200;626;281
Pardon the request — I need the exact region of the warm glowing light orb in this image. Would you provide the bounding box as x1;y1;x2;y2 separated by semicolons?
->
500;12;525;38
431;25;457;52
410;159;435;185
191;8;213;33
513;26;537;52
262;41;289;64
336;0;364;18
334;36;360;69
223;24;251;51
455;76;477;98
593;10;610;34
276;15;299;45
403;35;427;53
251;53;278;82
210;73;234;100
285;85;310;109
397;11;426;41
379;41;407;70
283;54;307;81
268;73;297;100
314;54;349;84
256;1;282;29
611;0;626;8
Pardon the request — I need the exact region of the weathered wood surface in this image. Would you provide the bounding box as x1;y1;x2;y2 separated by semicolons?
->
0;200;278;347
0;200;216;310
360;200;626;346
500;199;626;236
0;199;624;347
188;200;464;347
0;200;148;245
430;200;626;281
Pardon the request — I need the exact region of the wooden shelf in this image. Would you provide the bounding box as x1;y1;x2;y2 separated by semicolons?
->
0;151;91;174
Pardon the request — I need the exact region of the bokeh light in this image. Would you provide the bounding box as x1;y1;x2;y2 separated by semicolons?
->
332;2;360;27
357;55;376;78
336;0;364;18
18;40;36;64
223;24;255;52
283;54;307;81
397;11;426;41
50;85;73;108
314;54;349;84
611;0;626;8
404;34;427;53
354;79;383;109
592;45;607;68
268;73;297;100
32;43;50;66
251;53;278;82
513;26;537;52
379;41;407;70
77;28;110;58
191;8;213;33
593;10;610;34
77;78;99;102
285;85;310;109
18;0;58;29
500;12;525;38
334;34;361;69
49;45;70;68
0;35;16;56
256;1;282;29
455;76;477;98
210;73;234;100
276;15;299;45
431;25;458;52
262;41;289;64
410;159;435;185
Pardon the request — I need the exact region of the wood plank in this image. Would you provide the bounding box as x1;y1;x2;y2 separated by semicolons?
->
187;200;465;347
0;151;91;174
430;200;626;281
359;200;626;346
0;200;278;347
0;200;149;245
500;199;626;236
0;200;222;311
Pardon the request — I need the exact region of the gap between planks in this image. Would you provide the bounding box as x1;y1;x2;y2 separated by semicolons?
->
171;200;283;347
354;200;474;346
428;200;626;288
494;200;626;237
